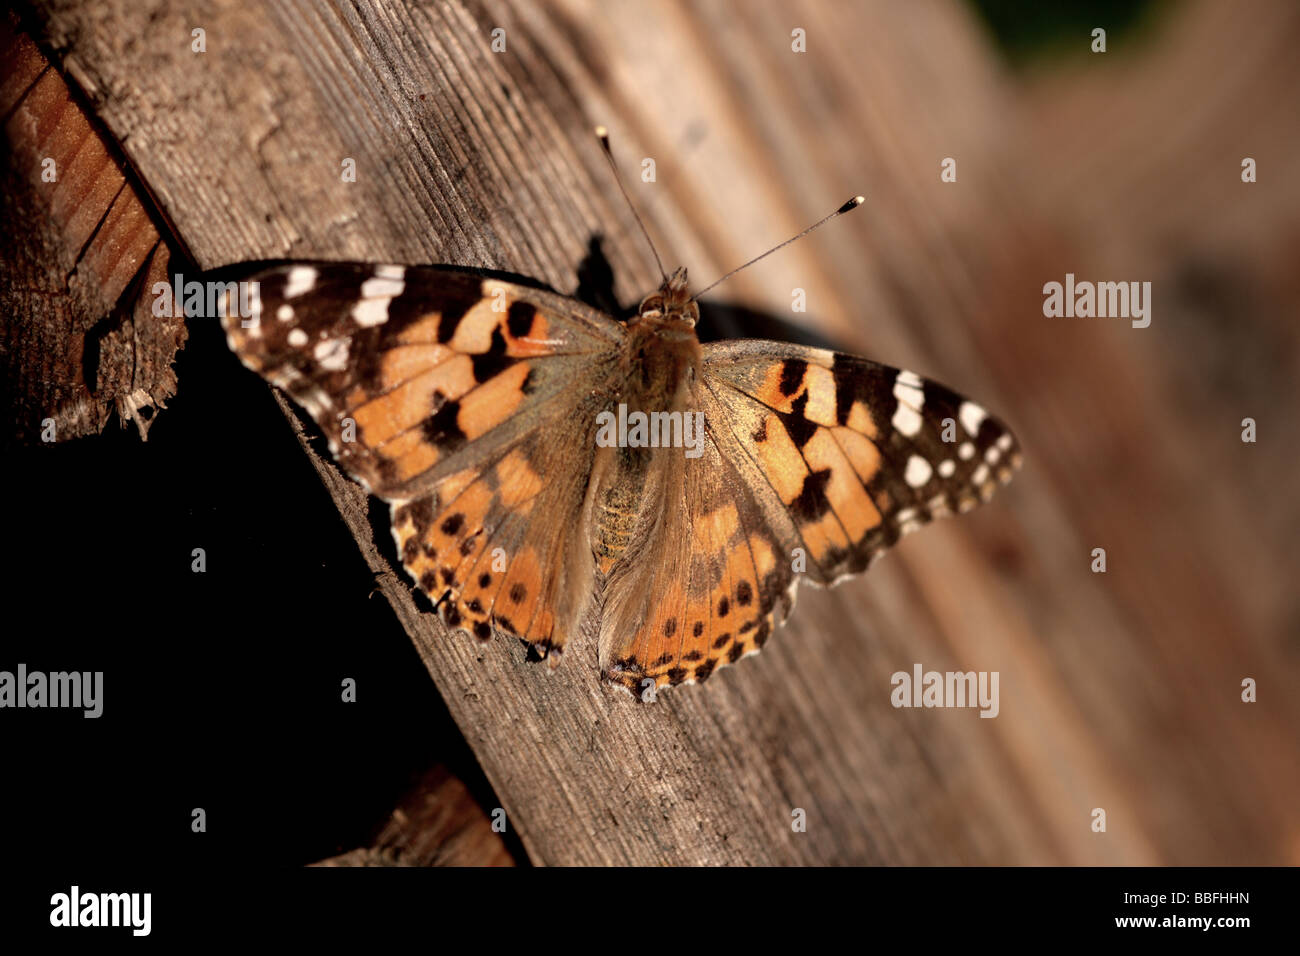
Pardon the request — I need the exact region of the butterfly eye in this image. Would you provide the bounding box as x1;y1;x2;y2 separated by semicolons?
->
639;294;665;316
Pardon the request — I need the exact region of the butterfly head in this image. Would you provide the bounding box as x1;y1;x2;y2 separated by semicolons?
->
636;266;699;328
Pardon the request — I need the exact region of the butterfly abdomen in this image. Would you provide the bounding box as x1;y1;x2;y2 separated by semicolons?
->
588;445;648;574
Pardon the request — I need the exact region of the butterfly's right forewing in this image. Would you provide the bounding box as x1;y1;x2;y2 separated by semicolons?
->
702;340;1021;583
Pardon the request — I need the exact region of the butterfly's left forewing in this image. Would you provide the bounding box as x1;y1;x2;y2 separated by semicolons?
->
222;263;623;497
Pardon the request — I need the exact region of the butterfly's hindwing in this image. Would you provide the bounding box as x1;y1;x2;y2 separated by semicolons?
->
598;428;796;691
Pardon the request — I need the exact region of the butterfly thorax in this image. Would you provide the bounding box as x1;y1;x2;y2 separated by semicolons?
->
619;265;703;401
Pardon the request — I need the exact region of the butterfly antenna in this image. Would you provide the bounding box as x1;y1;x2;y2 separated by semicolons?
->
595;125;667;281
691;195;865;301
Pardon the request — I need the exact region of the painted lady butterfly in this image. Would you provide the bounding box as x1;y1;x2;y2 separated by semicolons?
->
221;162;1020;695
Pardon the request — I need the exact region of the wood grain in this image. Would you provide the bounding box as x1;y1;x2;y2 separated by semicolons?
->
1;10;183;444
23;0;1300;864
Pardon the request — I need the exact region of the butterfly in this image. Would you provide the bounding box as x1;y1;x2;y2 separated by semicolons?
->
220;190;1020;697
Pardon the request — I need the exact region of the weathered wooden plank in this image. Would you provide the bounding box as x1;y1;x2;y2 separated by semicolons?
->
1;10;183;444
25;0;1300;865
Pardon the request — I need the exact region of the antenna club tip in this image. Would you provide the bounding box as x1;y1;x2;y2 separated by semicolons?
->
595;124;609;138
839;195;865;213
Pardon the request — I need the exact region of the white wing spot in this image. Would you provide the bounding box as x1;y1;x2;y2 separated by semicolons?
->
892;403;923;437
285;266;318;299
314;337;350;371
958;442;975;461
905;455;933;488
354;274;406;327
894;379;924;409
892;372;927;437
287;328;309;347
959;401;987;436
938;459;956;478
277;304;294;321
997;433;1014;452
353;297;391;327
972;464;990;486
360;276;405;299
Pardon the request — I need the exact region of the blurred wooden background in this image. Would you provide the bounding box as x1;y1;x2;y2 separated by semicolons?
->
12;0;1299;864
